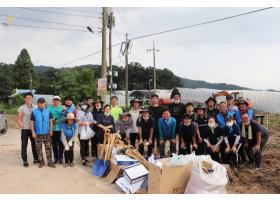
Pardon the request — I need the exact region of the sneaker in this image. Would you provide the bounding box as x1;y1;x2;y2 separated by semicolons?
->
48;162;56;168
39;162;44;168
23;162;29;167
82;160;87;166
33;160;39;164
59;159;63;164
70;163;75;167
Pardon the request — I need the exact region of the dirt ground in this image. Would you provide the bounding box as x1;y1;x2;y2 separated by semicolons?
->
1;115;279;194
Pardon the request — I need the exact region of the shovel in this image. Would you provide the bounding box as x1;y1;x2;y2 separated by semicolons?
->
92;130;110;176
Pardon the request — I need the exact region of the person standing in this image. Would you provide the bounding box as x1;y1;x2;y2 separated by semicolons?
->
91;98;104;158
30;97;55;168
179;114;197;155
148;94;163;150
62;96;77;118
17;92;38;167
205;97;219;118
48;96;64;164
77;103;95;166
61;113;78;167
194;104;208;155
159;108;177;158
137;109;154;157
86;96;94;112
110;96;123;122
216;101;235;128
129;98;142;148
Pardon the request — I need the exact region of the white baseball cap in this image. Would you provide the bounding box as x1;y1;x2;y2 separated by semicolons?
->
52;96;61;100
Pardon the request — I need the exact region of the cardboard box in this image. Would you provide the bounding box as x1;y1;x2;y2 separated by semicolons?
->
116;177;144;194
105;162;124;184
113;154;139;165
148;158;192;194
123;163;149;184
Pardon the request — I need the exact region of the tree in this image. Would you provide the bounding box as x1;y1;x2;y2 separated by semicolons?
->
13;49;34;89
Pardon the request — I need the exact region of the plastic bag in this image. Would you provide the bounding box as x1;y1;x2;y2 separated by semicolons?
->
184;154;228;194
80;125;95;140
165;153;193;167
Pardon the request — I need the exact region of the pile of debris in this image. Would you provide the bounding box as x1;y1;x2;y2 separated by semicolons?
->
92;130;229;194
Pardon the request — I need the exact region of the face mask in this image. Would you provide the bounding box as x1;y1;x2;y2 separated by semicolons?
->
104;112;110;117
208;123;216;129
81;105;87;110
226;122;234;127
143;116;149;120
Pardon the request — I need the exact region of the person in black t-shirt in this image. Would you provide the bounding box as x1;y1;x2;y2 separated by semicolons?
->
195;104;208;155
205;97;219;119
204;117;225;163
179;114;197;155
137;109;154;157
148;94;163;148
168;91;185;133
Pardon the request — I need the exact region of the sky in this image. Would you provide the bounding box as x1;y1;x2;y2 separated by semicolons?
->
0;7;279;90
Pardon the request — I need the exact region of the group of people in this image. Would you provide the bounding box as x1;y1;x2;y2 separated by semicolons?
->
17;90;269;173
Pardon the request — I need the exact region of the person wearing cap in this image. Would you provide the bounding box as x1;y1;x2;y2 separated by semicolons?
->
30;97;55;168
195;103;208;155
235;99;256;125
216;101;235;129
48;96;64;164
226;94;238;115
158;108;177;158
77;102;95;166
204;117;224;162
61;113;78;167
179;114;197;155
115;112;133;143
168;91;185;138
62;96;77;118
17;92;38;167
205;97;219;118
148;94;164;149
110;96;123;122
129;99;142;147
91;98;104;158
238;113;262;170
137;109;154;157
224;116;241;173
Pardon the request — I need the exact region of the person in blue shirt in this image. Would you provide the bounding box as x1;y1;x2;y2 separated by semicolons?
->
224;116;241;173
159;108;177;158
216;101;235;128
235;99;256;124
61;113;78;167
30;97;55;168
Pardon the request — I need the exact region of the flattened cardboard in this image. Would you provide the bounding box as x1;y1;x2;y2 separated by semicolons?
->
105;162;124;184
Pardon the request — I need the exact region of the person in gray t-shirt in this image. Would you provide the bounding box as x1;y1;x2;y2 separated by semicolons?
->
17;92;38;167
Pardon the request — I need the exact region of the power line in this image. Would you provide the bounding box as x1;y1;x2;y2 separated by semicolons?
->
115;8;136;36
3;23;87;32
0;12;88;28
59;7;273;67
60;42;123;67
138;8;150;33
17;7;100;19
53;7;100;15
121;8;138;34
131;7;273;41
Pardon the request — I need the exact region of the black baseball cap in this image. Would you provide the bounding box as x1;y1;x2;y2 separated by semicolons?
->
37;97;46;103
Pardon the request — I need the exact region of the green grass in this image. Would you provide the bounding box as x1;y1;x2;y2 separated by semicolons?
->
0;102;19;115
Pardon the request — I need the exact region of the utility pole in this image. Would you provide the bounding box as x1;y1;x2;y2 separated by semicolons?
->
147;41;160;93
101;7;107;79
125;33;129;108
107;9;115;100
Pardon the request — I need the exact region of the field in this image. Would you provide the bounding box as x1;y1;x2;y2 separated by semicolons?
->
0;114;279;194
